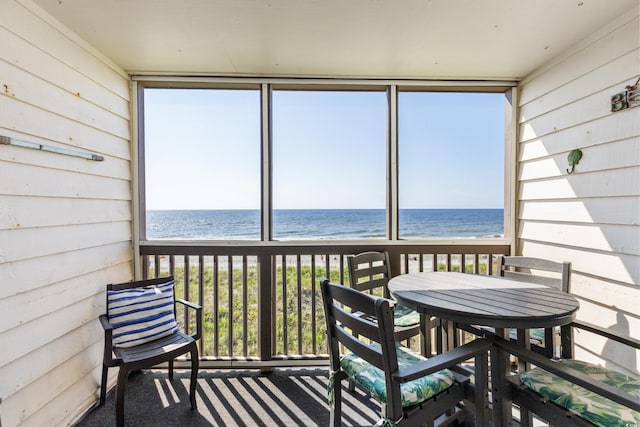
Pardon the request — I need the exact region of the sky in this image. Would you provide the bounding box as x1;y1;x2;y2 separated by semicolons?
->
144;88;504;210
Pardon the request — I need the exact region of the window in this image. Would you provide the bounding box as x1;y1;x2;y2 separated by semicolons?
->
271;90;387;239
398;92;505;238
142;88;261;239
139;82;510;241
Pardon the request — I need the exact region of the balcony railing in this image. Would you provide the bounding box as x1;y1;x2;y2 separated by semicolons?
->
139;241;510;368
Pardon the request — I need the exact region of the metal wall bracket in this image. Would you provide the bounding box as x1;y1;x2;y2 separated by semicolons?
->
0;135;104;161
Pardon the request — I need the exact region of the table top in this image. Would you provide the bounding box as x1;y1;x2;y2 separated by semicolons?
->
388;271;579;329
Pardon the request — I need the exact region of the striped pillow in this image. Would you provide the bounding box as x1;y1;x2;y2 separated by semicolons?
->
107;280;178;348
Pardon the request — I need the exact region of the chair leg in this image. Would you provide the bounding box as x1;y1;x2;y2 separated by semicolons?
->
420;314;431;356
168;359;174;380
115;367;129;427
544;327;555;358
189;346;199;409
330;376;342;427
474;350;489;426
99;364;109;406
436;322;444;354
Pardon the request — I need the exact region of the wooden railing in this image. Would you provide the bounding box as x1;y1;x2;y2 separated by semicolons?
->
139;241;510;368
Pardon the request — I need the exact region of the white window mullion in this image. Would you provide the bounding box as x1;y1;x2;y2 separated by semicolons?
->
261;83;272;242
388;85;399;241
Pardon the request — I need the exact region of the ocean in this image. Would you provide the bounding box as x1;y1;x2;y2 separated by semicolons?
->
146;209;504;240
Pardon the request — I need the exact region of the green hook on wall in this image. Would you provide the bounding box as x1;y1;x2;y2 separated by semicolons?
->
566;149;583;174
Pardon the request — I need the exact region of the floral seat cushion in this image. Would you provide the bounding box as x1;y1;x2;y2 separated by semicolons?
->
508;327;550;345
340;343;455;407
520;359;640;427
480;326;556;346
394;304;420;327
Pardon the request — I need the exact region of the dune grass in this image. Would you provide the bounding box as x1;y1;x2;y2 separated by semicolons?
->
154;259;492;358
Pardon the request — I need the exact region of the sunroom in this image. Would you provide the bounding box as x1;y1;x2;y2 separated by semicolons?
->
1;1;638;426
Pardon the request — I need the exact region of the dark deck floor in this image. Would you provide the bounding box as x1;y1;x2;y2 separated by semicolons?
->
74;368;480;426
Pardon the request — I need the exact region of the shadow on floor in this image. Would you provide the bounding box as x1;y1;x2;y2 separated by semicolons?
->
75;368;381;426
75;367;479;426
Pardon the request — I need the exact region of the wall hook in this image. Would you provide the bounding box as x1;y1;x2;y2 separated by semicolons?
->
566;149;582;174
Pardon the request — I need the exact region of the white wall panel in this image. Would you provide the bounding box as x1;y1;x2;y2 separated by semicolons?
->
0;161;131;199
0;0;128;96
0;97;131;161
519;11;639;105
519;49;639;123
0;319;103;399
0;263;127;335
0;242;132;300
519;137;639;180
517;6;640;371
0;59;130;139
1;341;104;427
19;369;104;427
519;221;640;255
0;142;131;182
519;198;640;225
520;111;639;161
519;167;639;199
0;221;132;263
0;1;133;425
519;240;638;289
520;86;634;142
0;196;131;229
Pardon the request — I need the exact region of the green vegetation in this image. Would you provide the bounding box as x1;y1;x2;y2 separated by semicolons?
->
154;264;341;357
149;256;495;358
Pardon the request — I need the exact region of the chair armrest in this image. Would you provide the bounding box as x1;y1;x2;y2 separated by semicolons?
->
493;336;640;411
176;299;203;341
571;320;640;349
99;314;121;366
176;299;202;311
393;338;492;383
99;313;113;332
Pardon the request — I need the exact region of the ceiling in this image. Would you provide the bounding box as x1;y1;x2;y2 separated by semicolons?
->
32;0;637;80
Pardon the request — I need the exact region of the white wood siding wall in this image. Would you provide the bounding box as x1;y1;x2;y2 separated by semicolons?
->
0;1;133;426
517;6;639;375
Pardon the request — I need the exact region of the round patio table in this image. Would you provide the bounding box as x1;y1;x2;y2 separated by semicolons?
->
388;271;579;329
388;271;580;426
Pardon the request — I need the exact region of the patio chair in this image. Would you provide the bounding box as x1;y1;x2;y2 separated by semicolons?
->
347;251;437;392
460;256;572;359
499;255;572;358
320;278;492;427
347;251;431;348
99;276;202;427
493;320;640;427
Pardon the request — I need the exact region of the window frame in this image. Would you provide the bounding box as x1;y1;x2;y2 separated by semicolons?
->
133;78;516;247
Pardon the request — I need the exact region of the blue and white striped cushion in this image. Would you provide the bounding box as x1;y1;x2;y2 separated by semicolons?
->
107;280;178;348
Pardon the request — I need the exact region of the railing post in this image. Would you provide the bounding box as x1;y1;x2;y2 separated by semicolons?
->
258;252;273;367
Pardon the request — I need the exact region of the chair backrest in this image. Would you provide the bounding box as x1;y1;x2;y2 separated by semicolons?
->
320;278;403;421
346;251;392;297
106;276;178;348
499;256;571;292
106;276;177;312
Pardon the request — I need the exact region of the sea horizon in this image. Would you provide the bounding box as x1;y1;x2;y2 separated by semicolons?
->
146;208;504;240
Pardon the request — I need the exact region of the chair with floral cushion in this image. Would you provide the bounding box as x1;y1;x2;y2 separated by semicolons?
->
99;276;202;427
347;252;433;348
347;251;438;393
498;255;572;358
494;320;640;427
320;278;492;427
